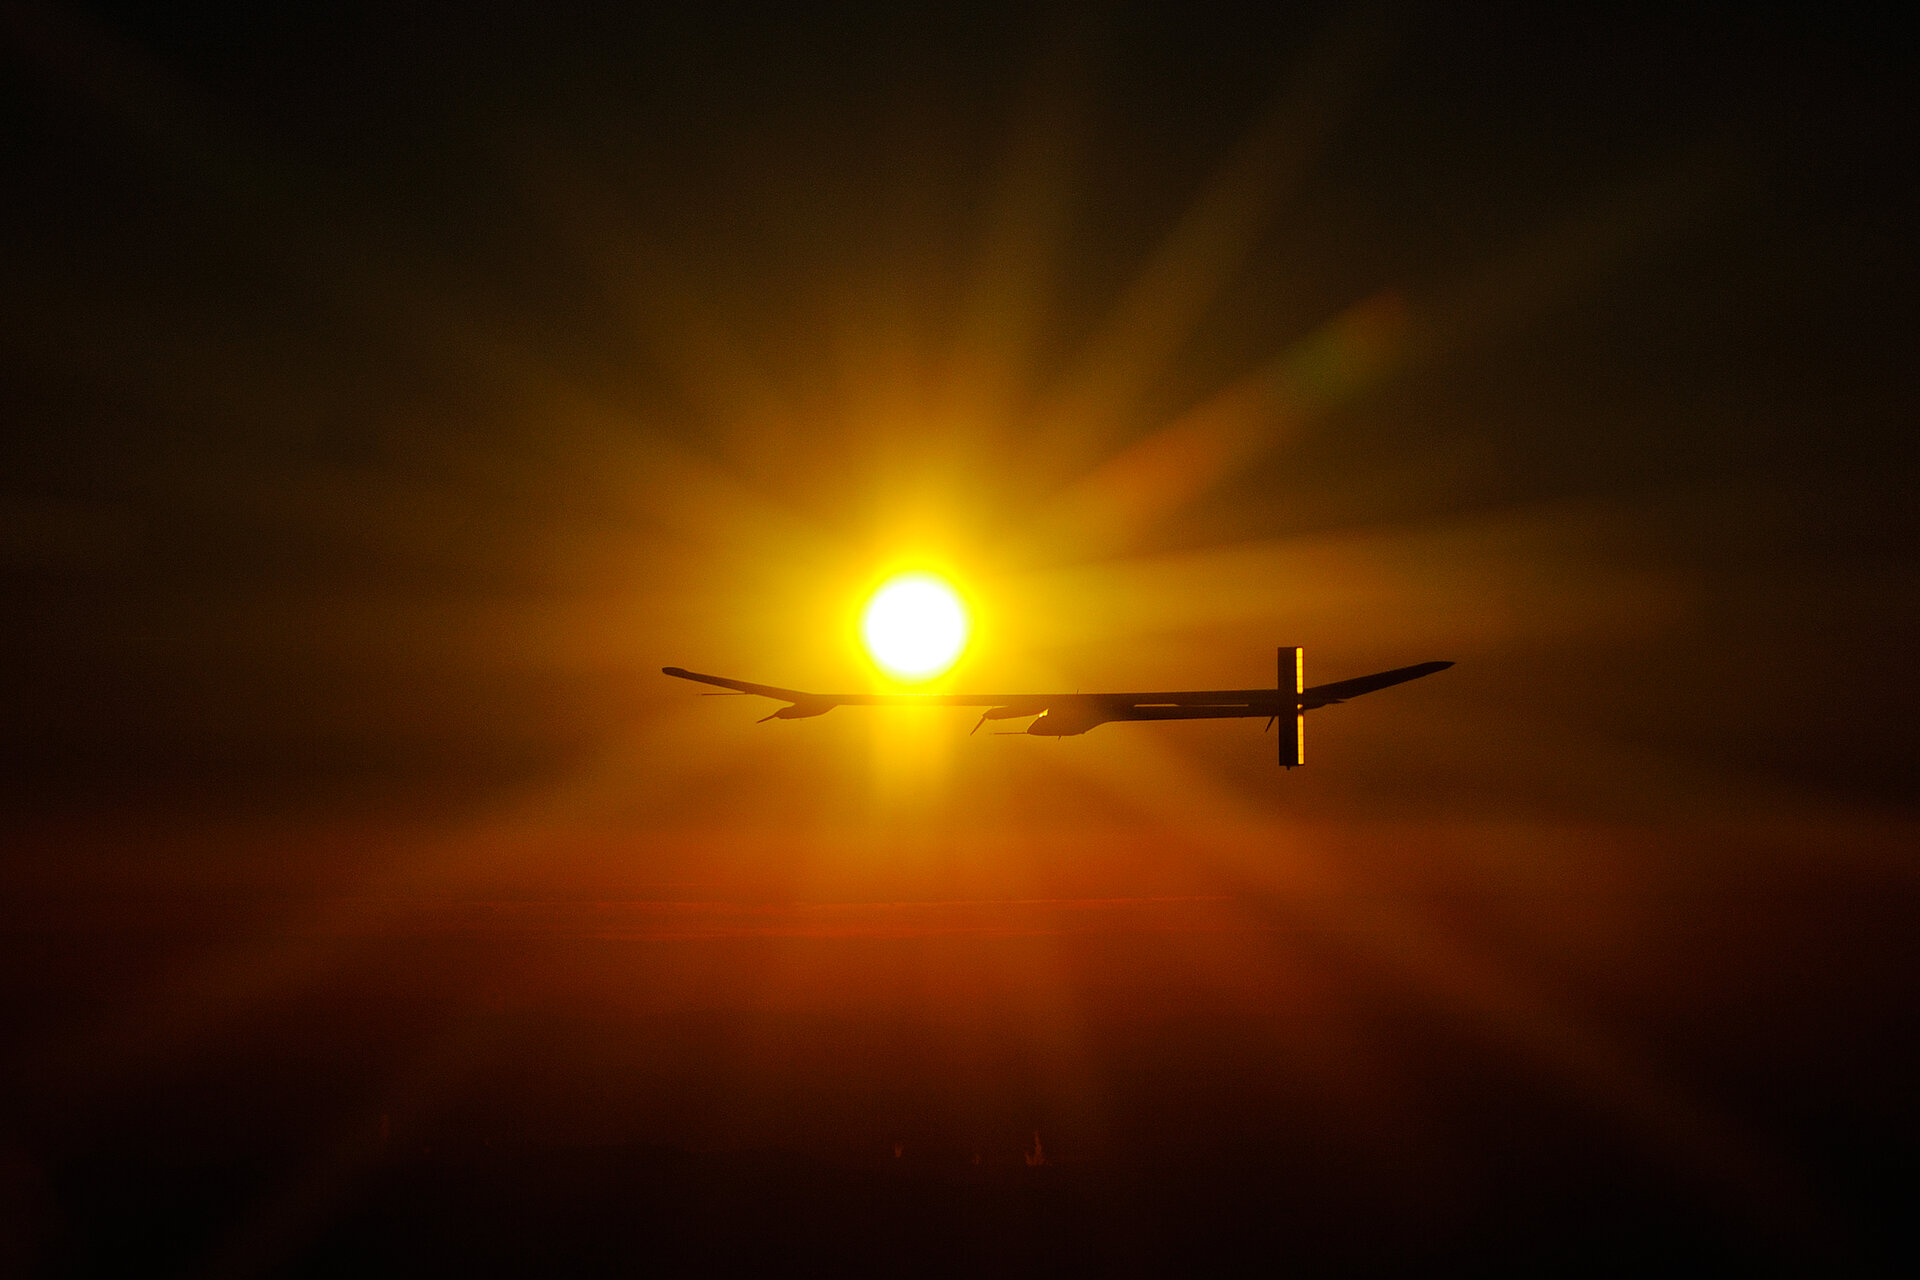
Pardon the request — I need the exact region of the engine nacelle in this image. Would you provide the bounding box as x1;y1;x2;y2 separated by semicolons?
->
1025;703;1108;736
769;700;833;720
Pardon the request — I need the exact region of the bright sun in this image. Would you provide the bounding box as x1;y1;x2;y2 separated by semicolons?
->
860;572;969;681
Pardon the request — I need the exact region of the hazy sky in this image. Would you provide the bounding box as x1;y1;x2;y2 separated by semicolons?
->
1;3;1915;1263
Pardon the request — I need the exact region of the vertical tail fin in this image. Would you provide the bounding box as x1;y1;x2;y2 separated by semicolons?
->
1280;646;1304;768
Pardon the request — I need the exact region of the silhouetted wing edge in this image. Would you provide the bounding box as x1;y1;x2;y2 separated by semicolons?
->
664;667;1024;706
662;667;816;702
1302;661;1453;706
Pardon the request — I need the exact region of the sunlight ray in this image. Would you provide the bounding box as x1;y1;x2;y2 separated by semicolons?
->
1042;730;1811;1231
1035;291;1409;558
941;37;1094;445
1003;497;1693;663
1026;7;1398;480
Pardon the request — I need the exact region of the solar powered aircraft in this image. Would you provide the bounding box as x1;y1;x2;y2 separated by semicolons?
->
664;649;1451;767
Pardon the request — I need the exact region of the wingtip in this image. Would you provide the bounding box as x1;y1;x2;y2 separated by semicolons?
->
662;666;688;678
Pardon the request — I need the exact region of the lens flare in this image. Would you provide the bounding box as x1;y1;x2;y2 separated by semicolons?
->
860;573;969;680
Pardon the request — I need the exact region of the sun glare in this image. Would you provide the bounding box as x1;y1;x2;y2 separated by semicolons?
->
860;573;969;681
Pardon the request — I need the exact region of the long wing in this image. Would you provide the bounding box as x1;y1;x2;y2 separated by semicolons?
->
1300;660;1454;708
661;667;1044;707
662;661;1452;719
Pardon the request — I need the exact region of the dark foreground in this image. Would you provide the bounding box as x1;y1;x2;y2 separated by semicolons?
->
14;1133;1910;1277
4;846;1915;1276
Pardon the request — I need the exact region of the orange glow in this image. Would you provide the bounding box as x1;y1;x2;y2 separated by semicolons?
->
12;10;1902;1256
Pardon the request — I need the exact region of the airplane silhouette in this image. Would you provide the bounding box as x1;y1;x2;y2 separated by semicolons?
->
663;648;1450;767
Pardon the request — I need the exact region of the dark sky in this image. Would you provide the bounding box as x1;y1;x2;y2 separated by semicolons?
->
1;2;1917;1272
